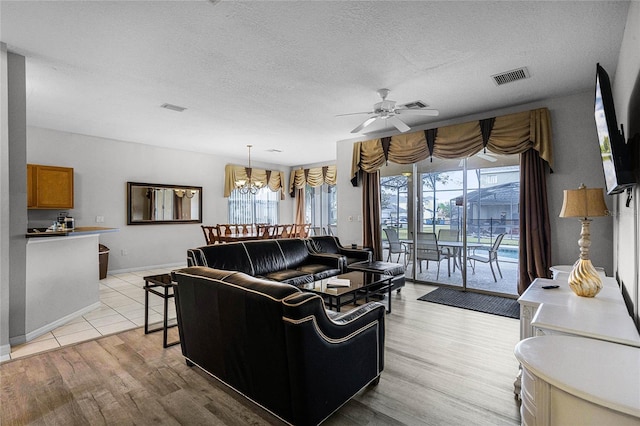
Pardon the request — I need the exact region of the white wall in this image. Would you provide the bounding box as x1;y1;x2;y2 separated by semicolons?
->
0;44;11;360
0;49;28;358
612;1;640;323
27;127;294;272
336;91;615;277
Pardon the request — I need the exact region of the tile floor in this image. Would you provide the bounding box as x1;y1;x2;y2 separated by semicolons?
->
8;267;179;360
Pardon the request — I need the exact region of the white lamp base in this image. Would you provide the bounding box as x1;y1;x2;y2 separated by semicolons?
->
568;258;602;297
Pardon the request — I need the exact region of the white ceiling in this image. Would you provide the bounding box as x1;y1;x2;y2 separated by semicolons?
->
0;1;630;166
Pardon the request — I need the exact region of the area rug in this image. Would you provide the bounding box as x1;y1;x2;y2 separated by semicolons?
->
417;288;519;319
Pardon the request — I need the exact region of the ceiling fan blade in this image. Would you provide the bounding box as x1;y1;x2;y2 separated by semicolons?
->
335;111;374;117
477;152;497;162
388;116;411;133
351;116;378;133
396;109;440;117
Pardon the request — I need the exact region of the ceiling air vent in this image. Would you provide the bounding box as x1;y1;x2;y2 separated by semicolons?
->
491;67;530;86
160;103;187;112
401;100;428;109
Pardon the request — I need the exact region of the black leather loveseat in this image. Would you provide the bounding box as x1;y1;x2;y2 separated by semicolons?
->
187;238;343;286
172;266;385;426
307;235;372;267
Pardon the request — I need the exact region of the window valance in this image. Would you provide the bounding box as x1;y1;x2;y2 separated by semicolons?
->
289;165;337;197
351;107;553;185
224;164;286;200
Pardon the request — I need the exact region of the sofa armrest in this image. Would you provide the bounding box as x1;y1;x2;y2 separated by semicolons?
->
338;247;372;262
282;292;385;425
284;292;385;339
307;252;346;271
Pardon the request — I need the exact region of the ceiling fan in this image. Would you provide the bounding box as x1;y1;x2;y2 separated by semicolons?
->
459;152;498;167
338;88;439;134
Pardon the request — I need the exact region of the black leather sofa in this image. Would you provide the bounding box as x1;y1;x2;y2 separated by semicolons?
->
172;266;385;426
187;238;343;286
307;235;372;267
308;236;405;293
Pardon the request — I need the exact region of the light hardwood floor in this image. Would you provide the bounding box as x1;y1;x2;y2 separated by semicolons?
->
0;281;521;425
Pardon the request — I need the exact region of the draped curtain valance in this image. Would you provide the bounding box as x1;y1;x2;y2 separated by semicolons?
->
351;107;553;184
289;165;337;197
224;164;286;200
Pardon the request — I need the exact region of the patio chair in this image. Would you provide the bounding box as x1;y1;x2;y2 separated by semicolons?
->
310;226;326;236
327;224;337;236
383;228;408;265
415;232;451;279
468;233;506;282
438;229;459;242
438;228;460;270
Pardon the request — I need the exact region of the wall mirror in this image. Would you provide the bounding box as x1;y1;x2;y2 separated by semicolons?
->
127;182;203;225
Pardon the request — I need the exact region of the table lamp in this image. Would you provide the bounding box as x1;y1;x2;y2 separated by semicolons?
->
559;184;608;297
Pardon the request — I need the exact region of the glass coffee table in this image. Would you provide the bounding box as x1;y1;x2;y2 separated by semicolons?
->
299;271;393;313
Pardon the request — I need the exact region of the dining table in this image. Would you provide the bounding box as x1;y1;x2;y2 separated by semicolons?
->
217;232;265;243
438;241;485;272
402;239;485;272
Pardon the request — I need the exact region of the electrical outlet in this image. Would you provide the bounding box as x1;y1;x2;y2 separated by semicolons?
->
121;249;128;256
357;215;362;222
96;215;105;223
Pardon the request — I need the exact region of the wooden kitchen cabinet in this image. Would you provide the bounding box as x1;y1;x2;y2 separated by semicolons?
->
27;164;74;209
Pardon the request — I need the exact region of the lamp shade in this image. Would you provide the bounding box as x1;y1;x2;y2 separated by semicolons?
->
559;185;608;219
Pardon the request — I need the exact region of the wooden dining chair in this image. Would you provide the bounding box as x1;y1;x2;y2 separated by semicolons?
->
257;224;276;239
217;224;231;236
281;224;295;238
295;223;311;238
201;225;219;245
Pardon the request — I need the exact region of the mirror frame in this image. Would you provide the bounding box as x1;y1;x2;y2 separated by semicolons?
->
127;182;203;225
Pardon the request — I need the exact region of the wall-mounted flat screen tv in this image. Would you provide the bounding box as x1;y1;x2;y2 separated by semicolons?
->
594;63;636;195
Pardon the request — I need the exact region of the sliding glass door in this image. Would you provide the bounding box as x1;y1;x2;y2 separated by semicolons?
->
380;153;520;297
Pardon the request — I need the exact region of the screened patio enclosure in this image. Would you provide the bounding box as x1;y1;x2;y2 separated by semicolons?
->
380;153;520;297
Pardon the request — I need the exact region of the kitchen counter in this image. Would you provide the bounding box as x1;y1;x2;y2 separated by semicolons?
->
14;228;118;345
25;226;119;238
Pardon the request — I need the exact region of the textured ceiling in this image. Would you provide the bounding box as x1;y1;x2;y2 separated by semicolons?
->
0;1;630;166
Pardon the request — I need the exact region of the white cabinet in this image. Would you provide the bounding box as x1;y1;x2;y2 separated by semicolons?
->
515;336;640;426
515;276;640;425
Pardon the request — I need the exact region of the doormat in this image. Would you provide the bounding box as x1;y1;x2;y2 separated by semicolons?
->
417;287;519;319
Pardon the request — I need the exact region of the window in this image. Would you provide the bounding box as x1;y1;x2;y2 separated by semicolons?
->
228;188;279;224
484;174;498;185
305;184;337;228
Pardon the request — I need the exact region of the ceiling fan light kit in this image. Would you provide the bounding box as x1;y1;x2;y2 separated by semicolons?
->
341;88;439;134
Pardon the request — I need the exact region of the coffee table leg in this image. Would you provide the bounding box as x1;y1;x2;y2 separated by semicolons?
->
163;286;169;348
387;278;392;313
144;280;150;334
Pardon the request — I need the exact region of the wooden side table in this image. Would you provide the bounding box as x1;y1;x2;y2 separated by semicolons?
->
144;273;180;348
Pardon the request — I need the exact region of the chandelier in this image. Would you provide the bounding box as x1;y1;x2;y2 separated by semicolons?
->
235;144;264;194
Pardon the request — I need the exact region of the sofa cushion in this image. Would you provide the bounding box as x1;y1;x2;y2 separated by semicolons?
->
309;236;340;254
242;240;288;276
297;264;341;280
188;244;254;275
264;269;314;286
274;239;315;269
